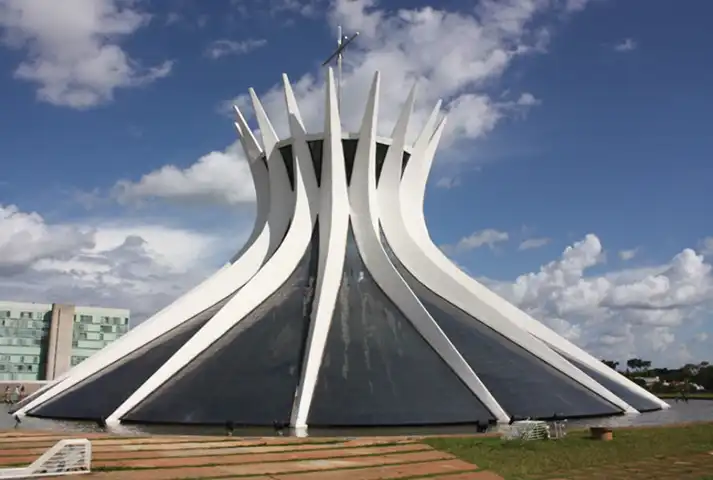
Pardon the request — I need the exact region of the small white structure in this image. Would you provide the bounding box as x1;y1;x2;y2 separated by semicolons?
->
0;439;91;478
501;420;551;441
12;69;668;429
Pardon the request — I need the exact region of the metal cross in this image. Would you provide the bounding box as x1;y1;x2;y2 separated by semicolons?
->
322;26;359;110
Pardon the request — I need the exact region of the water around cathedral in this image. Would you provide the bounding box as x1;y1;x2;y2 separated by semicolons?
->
1;400;712;436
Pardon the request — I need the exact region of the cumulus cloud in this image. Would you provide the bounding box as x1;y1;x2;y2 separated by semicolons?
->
0;204;243;321
0;0;172;108
269;0;324;17
564;0;587;12
488;234;713;362
224;0;566;148
444;229;509;254
122;0;564;209
0;205;94;275
204;38;267;59
516;92;541;106
519;237;550;251
161;0;587;206
614;38;637;52
700;236;713;256
113;142;256;206
695;332;709;342
619;248;638;261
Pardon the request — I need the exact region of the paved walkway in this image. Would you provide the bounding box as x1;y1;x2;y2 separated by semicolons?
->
0;431;504;479
2;431;711;479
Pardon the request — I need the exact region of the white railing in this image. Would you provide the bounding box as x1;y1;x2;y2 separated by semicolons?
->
0;439;91;478
501;420;551;441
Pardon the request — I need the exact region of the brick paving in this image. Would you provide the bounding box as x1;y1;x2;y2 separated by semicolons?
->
0;430;498;479
2;430;710;479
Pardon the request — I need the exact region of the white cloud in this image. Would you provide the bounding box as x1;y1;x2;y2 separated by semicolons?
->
136;0;585;207
614;38;637;52
225;0;576;149
446;228;509;254
113;141;256;206
88;225;219;273
516;92;541;106
435;176;461;189
519;237;550;251
205;38;267;59
694;332;709;342
187;0;590;209
564;0;597;12
700;236;713;256
618;248;638;261
0;204;244;321
0;0;173;109
165;12;181;25
0;205;94;275
270;0;324;17
488;234;713;363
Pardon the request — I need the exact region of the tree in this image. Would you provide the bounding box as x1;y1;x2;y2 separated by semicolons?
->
627;358;642;371
693;365;713;391
601;359;619;370
626;358;652;374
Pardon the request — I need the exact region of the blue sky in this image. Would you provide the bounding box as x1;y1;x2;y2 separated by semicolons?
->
0;0;711;367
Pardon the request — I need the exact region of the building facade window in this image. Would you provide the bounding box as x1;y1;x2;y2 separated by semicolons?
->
0;302;130;381
0;306;46;381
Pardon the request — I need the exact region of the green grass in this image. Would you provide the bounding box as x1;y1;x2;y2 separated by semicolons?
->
424;423;713;480
657;392;713;399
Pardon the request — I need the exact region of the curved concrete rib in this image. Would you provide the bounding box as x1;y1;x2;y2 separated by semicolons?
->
250;87;295;257
103;74;321;425
290;68;350;429
228;109;271;263
15;115;282;418
399;110;664;413
380;97;636;415
348;72;509;423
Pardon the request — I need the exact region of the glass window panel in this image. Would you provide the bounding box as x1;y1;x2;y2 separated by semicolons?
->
382;234;622;420
29;296;233;421
309;226;493;426
556;350;662;412
124;226;320;426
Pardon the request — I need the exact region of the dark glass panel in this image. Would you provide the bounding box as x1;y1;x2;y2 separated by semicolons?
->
279;139;404;187
29;297;234;421
308;226;493;426
278;145;295;189
401;151;410;176
374;142;389;186
382;234;623;420
374;146;411;186
124;227;319;426
342;139;358;185
557;351;663;412
307;140;323;186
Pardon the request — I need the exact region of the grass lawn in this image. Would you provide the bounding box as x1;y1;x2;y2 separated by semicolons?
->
657;392;713;399
425;422;713;480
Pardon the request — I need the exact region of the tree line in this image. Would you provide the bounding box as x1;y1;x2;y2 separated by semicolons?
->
600;358;713;393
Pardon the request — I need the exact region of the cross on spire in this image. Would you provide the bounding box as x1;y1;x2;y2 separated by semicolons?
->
322;26;359;111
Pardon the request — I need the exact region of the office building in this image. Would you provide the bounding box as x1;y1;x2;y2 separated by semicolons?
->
0;301;129;382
